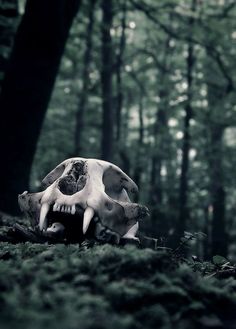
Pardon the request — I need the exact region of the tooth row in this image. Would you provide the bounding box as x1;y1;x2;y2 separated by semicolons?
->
53;203;95;234
39;202;95;235
53;203;76;215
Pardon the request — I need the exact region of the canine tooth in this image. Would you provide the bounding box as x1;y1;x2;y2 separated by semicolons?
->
39;203;50;231
61;205;65;212
83;207;94;234
71;204;76;215
53;203;57;212
56;204;60;211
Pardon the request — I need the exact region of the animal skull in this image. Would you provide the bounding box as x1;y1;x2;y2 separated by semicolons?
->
18;158;149;243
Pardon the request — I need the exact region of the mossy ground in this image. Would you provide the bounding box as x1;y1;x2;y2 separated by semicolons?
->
0;242;236;329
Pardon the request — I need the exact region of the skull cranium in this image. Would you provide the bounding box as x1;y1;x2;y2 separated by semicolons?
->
18;158;149;243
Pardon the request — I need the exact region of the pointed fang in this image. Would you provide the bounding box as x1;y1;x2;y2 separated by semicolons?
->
39;203;50;231
83;207;95;234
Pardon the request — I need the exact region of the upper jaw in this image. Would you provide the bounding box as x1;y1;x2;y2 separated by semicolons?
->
38;201;122;244
39;201;95;235
18;187;142;244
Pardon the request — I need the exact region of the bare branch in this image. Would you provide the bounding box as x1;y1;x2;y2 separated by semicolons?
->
130;0;235;92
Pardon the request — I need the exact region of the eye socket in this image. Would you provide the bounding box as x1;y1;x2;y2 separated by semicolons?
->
58;176;77;195
58;173;87;195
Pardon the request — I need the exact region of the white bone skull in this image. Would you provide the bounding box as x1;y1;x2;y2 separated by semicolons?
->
18;158;149;243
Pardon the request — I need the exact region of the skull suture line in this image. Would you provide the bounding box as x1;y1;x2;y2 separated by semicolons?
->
18;158;149;243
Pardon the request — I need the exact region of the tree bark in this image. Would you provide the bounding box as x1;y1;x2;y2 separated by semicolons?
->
101;0;114;162
0;0;81;214
75;0;97;155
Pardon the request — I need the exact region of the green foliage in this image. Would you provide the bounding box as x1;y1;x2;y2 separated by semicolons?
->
0;242;236;329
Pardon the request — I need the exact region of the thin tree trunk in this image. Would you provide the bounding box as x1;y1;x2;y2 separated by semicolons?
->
203;205;211;259
150;104;165;209
149;35;170;236
116;0;126;142
177;3;195;238
101;0;114;161
75;0;97;155
0;0;81;214
209;125;227;256
149;97;167;236
119;97;130;175
177;102;192;237
133;95;144;202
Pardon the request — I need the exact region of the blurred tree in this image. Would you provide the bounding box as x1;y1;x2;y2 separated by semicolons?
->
101;0;114;161
177;0;196;240
115;0;126;143
148;35;172;236
0;0;81;214
75;0;97;155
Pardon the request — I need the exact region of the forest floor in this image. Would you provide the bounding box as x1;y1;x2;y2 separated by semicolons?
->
0;214;236;329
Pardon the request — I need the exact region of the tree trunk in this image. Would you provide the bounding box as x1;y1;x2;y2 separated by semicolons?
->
149;103;165;208
133;95;144;202
101;0;114;161
149;35;171;236
177;4;195;238
75;0;97;155
203;205;211;260
115;0;126;142
0;0;81;214
209;125;227;257
0;0;18;92
149;95;167;236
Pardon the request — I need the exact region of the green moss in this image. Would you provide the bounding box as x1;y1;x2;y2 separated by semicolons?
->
0;242;236;329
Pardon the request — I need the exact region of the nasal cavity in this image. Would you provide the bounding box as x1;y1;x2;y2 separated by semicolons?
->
58;176;77;195
69;161;85;181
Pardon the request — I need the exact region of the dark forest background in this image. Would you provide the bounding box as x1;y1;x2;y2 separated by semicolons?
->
0;0;236;260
